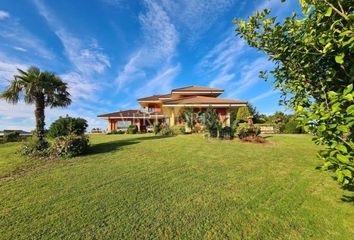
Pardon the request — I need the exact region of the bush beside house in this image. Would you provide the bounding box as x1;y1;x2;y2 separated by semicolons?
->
157;125;176;136
126;125;138;134
171;125;185;135
109;129;125;134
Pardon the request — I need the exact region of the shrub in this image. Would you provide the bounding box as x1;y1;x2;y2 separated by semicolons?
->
284;120;303;134
236;107;251;123
3;131;21;142
219;126;234;140
51;134;89;158
193;124;203;133
153;122;161;135
199;107;219;131
109;129;125;135
180;108;199;131
209;128;218;138
109;129;118;134
236;123;261;139
19;137;50;158
48;115;88;138
126;125;138;134
171;125;185;135
157;125;175;136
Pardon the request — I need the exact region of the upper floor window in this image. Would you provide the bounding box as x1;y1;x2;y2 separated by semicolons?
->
147;104;160;113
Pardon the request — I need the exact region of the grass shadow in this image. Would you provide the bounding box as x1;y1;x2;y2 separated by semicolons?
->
341;195;354;204
87;135;173;155
262;135;274;139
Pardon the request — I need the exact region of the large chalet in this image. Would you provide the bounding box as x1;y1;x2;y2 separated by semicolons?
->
98;86;247;132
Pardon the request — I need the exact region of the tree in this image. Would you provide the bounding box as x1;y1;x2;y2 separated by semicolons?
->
236;106;251;123
234;1;354;187
0;67;71;147
199;106;219;130
271;111;288;132
179;108;199;131
48;115;88;138
247;103;261;123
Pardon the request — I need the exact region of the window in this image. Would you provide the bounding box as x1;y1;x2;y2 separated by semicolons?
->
148;104;158;112
117;121;131;129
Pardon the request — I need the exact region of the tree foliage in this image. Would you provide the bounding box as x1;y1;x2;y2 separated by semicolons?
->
199;106;219;130
247;103;261;123
179;108;200;130
236;106;251;123
0;67;71;147
48;115;88;138
234;0;354;186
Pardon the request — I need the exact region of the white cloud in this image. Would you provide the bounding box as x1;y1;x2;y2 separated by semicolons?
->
33;0;110;102
0;99;106;131
159;0;239;44
134;64;181;97
197;33;246;87
249;90;278;103
0;16;54;59
13;46;27;52
226;57;273;98
115;0;179;90
0;100;34;120
0;10;9;20
256;0;297;17
0;56;28;87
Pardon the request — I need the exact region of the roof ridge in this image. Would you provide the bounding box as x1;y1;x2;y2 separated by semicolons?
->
171;85;224;91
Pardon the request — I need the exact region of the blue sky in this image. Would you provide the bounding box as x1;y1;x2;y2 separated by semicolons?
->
0;0;301;131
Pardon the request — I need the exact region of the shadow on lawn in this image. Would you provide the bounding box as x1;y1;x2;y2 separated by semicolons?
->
341;185;354;204
327;175;354;204
87;135;172;155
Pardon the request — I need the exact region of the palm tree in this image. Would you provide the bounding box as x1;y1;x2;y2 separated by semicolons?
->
0;67;71;147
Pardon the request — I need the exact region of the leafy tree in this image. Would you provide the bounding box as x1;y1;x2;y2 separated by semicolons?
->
271;111;288;132
234;1;354;186
257;114;269;124
284;120;304;134
179;108;200;130
0;67;71;147
48;115;88;138
199;106;219;130
247;103;261;123
236;106;251;123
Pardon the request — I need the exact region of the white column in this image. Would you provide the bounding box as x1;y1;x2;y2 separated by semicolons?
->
170;108;175;126
226;109;231;127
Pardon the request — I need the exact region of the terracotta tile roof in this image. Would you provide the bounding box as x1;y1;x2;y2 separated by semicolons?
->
157;94;172;99
97;110;165;118
148;112;165;116
171;85;224;92
163;96;247;105
137;94;171;101
137;95;161;101
97;109;148;118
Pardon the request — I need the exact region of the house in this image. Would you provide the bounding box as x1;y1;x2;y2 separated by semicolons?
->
97;86;247;132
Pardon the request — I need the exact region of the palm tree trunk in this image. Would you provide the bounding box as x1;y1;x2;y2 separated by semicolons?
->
35;95;45;144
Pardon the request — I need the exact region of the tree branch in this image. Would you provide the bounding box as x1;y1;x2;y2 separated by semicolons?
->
324;0;349;21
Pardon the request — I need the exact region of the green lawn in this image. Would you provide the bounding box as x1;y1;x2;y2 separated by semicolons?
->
0;134;353;239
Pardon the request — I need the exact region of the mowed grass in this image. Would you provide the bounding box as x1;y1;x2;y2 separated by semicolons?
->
0;134;353;240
